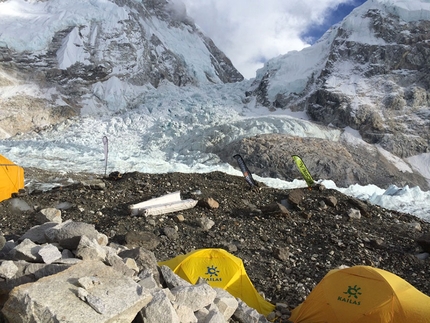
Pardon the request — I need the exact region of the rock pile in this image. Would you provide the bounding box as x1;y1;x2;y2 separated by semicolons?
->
1;169;429;323
0;215;278;323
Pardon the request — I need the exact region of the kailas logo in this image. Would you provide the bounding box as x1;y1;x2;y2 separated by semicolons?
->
204;265;222;282
337;285;362;305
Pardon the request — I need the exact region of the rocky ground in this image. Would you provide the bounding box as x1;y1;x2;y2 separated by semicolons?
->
1;167;430;313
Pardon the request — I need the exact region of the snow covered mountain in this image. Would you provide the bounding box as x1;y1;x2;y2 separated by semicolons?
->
248;0;430;158
0;0;242;137
0;0;429;200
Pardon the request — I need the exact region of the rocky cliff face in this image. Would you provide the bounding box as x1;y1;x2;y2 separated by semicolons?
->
0;0;243;138
217;133;429;190
248;0;430;158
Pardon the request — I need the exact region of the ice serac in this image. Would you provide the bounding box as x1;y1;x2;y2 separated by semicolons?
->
0;0;243;137
248;0;430;158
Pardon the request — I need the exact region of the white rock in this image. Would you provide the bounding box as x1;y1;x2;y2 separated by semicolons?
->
38;244;62;264
0;260;19;279
143;289;180;323
348;208;361;220
75;236;106;261
174;304;198;323
171;283;217;311
11;239;42;262
205;303;227;323
213;288;238;320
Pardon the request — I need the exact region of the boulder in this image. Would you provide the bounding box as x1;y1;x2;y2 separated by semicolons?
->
2;260;152;323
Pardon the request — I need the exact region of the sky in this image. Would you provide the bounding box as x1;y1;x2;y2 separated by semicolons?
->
181;0;367;79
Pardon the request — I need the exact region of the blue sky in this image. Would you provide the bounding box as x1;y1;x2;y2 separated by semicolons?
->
302;0;367;43
181;0;369;79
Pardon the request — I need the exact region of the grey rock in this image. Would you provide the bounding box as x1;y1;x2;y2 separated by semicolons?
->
38;244;62;264
61;249;75;259
0;260;19;279
138;273;161;292
104;250;136;277
123;257;139;273
0;261;72;297
19;222;58;244
75;235;107;261
171;283;217;311
142;289;181;323
118;247;160;282
10;239;43;262
8;198;32;212
325;196;338;207
55;201;74;210
77;287;107;314
2;260;152;323
415;253;430;260
197;216;215;231
35;208;62;224
288;190;305;206
233;299;270;323
45;220;101;250
205;303;227;323
160;265;192;289
213;288;239;321
24;262;73;280
273;247;290;262
174;304;198;323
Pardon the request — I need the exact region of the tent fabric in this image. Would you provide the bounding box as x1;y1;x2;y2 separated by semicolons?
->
0;154;24;203
290;265;430;323
158;248;275;316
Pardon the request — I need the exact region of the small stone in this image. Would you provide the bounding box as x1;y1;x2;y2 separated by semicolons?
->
325;196;337;207
198;197;219;209
174;214;185;223
273;247;290;262
197;217;215;231
348;208;361;220
288;189;304;206
35;208;62;224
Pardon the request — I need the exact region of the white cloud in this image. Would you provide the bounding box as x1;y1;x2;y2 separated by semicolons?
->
180;0;356;79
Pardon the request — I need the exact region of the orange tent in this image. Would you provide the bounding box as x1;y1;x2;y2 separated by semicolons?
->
0;154;24;202
290;265;430;323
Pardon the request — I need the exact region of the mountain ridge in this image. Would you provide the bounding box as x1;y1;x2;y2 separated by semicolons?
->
249;0;430;158
0;0;243;137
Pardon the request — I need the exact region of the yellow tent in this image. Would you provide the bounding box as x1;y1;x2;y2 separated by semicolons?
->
158;248;275;316
0;154;24;202
290;265;430;323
